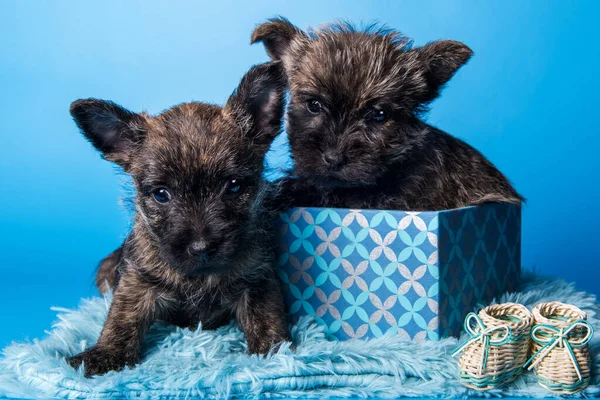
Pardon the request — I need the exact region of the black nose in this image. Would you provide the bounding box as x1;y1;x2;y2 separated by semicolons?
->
323;151;345;169
187;240;218;260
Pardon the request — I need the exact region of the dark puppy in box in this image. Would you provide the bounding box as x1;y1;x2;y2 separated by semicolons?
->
68;62;290;377
251;18;523;210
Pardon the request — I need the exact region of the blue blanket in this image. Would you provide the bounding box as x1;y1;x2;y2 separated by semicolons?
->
0;274;598;399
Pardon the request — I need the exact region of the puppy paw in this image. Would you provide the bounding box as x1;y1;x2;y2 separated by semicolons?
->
67;345;137;377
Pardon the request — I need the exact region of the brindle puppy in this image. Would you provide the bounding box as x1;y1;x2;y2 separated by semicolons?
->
68;62;290;377
251;18;523;210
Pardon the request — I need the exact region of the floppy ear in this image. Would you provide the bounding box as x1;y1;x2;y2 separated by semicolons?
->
70;99;146;170
413;40;473;103
251;17;305;60
226;62;286;150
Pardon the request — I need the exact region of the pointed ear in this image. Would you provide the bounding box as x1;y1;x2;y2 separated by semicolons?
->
70;99;146;170
251;17;305;60
226;62;286;150
414;40;473;103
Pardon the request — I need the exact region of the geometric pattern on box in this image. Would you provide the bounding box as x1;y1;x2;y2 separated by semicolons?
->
275;203;521;341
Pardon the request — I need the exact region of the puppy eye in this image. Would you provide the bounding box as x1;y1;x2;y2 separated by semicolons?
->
364;107;388;123
227;179;243;194
306;99;323;114
152;188;171;204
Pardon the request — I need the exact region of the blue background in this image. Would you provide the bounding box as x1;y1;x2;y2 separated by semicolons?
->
0;0;598;350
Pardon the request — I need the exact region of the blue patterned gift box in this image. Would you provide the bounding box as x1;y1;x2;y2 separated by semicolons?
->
275;203;521;341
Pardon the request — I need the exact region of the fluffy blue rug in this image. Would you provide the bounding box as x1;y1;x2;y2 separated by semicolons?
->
0;274;598;399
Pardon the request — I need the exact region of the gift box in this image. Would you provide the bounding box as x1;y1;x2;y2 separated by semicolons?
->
275;203;521;341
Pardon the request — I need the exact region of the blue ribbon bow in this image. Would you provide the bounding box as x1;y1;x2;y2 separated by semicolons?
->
524;319;593;382
452;312;513;375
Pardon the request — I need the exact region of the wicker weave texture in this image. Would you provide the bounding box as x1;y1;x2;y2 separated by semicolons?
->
527;301;593;394
456;302;533;390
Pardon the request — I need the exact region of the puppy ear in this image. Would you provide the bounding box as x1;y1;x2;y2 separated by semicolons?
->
226;62;286;149
414;40;473;103
70;99;146;170
251;17;305;60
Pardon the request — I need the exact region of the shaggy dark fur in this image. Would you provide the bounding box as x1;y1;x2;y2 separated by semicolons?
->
251;18;523;210
68;62;290;377
95;246;122;294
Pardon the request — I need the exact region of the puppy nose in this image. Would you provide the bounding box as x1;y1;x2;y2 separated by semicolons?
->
187;240;218;260
323;151;345;169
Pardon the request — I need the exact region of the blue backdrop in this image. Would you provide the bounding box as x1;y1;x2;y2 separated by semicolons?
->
0;1;598;348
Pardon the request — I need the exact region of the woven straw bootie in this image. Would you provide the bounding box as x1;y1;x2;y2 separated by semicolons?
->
524;301;593;394
453;302;533;390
